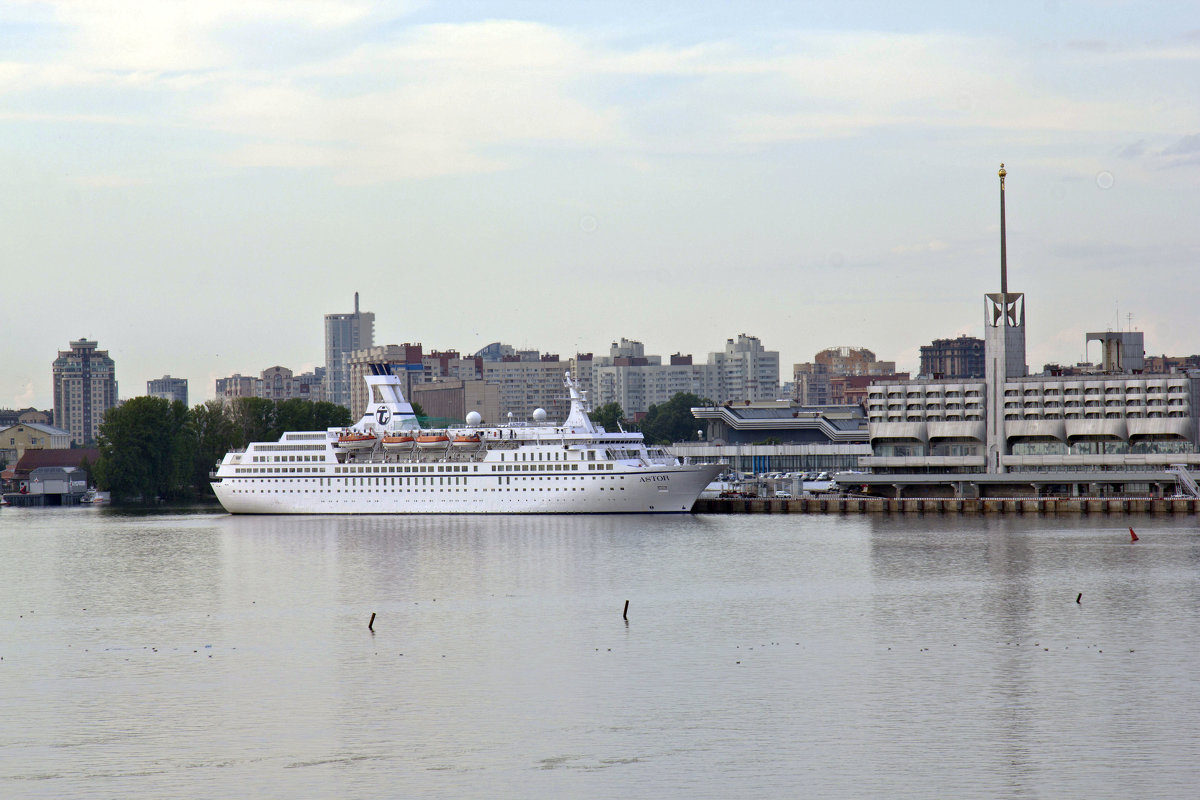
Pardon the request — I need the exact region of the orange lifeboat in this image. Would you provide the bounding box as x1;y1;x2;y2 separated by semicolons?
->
381;433;415;451
416;433;450;449
452;433;482;446
337;432;378;450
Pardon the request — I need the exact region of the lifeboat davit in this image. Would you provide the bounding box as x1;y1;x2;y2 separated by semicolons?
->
416;433;450;448
337;432;378;450
381;434;415;451
452;433;482;446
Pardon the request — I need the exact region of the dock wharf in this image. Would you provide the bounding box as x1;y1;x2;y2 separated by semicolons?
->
694;496;1200;515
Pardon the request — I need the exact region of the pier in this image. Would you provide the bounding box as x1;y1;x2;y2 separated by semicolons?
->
693;496;1200;515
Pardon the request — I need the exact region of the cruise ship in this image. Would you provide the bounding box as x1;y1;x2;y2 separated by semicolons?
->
211;370;723;514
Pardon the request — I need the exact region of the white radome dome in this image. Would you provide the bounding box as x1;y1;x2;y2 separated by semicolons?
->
532;408;547;422
465;411;482;426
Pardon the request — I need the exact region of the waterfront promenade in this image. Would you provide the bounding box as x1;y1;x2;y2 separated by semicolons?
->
696;496;1200;515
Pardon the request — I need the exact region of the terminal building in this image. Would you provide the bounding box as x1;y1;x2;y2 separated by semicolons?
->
676;400;870;476
838;165;1200;498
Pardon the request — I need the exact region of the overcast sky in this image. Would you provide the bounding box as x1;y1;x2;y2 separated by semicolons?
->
4;1;1198;409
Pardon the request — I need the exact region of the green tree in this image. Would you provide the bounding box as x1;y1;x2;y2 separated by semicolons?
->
228;397;277;447
189;400;238;496
637;392;710;445
272;398;352;439
312;400;352;431
94;396;191;502
590;402;626;432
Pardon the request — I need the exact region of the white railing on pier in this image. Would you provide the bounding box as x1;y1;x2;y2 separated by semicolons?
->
1169;464;1199;497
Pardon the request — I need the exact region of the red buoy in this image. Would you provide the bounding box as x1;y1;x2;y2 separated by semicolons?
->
1129;527;1139;542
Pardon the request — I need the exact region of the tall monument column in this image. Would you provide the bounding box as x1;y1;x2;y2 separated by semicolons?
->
984;164;1028;474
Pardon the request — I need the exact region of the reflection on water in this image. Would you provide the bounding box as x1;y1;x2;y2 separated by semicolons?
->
1;508;1198;799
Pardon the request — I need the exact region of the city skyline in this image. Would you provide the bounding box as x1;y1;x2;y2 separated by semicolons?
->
4;2;1198;409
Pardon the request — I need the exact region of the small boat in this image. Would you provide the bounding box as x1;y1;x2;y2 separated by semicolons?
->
452;434;482;446
337;432;378;450
381;434;416;451
416;433;450;448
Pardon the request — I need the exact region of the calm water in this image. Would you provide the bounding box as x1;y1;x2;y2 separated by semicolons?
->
1;507;1198;799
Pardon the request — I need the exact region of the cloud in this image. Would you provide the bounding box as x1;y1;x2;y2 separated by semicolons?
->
1157;132;1200;168
201;21;623;181
10;382;36;409
1161;132;1200;155
890;239;950;255
71;173;147;188
46;0;379;72
1117;140;1146;159
4;9;1198;182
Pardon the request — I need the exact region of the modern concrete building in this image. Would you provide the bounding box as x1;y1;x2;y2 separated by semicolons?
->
52;338;118;446
842;165;1200;498
147;375;188;405
1086;331;1144;373
324;292;375;410
679;400;870;475
919;335;985;379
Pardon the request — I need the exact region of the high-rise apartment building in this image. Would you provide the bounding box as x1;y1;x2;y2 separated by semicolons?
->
52;338;118;445
147;375;188;406
214;367;326;403
481;354;571;422
588;335;780;414
324;292;375;409
919;335;985;379
706;334;780;403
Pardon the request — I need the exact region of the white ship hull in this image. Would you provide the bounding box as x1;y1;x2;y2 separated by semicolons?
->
212;462;722;515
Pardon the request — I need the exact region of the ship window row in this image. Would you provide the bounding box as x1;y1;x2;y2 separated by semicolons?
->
256;444;328;452
233;475;622;486
335;464;478;474
494;463;587;471
229;485;625;495
232;463;623;476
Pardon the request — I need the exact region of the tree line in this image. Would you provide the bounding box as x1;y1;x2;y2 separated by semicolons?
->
93;396;350;503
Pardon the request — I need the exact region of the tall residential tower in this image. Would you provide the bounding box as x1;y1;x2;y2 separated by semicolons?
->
52;338;118;445
324;292;375;410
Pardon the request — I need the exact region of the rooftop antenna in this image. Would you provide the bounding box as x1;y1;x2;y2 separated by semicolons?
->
354;291;360;314
998;163;1008;295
